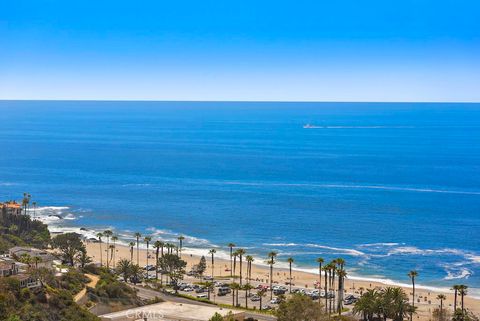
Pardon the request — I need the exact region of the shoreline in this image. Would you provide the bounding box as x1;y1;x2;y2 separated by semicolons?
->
46;218;480;299
84;241;480;319
28;206;480;319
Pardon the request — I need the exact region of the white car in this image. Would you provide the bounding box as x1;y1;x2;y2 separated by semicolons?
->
197;294;208;299
270;297;280;304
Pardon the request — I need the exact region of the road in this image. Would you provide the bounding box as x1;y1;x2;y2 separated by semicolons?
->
131;284;277;321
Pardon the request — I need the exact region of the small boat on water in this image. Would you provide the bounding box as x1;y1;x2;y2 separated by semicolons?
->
303;123;321;129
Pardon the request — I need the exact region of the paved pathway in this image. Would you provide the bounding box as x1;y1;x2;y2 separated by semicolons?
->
131;284;277;321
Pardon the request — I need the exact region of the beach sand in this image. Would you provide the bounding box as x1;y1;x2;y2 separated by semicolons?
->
85;242;480;319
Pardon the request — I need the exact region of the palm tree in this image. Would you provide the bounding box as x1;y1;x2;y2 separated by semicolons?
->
153;240;162;280
336;258;345;270
209;248;216;279
246;255;254;283
22;192;30;215
117;259;131;282
144;236;152;269
129;241;135;263
337;268;347;314
233;250;239;278
458;285;468;315
408;270;418;321
267;251;277;299
111;235;118;267
316;257;324;292
437;294;446;317
243;284;253;308
130;264;142;285
108;244;115;268
96;232;104;266
227;243;235;277
205;281;214;301
287;257;294;293
134;232;142;265
76;250;92;268
237;248;246;285
452;285;460;311
257;288;267;310
230;282;240;307
330;259;337;314
32;201;37;220
353;289;379;321
322;265;329;314
177;236;185;257
33;256;42;269
103;230;113;268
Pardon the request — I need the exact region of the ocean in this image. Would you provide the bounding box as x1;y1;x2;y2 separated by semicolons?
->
1;100;479;296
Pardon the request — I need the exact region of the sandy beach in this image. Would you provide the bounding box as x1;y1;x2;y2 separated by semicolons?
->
85;242;480;319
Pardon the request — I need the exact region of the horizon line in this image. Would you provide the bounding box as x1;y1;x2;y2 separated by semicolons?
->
1;99;480;104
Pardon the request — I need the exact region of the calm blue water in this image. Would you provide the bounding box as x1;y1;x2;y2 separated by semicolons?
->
1;101;479;294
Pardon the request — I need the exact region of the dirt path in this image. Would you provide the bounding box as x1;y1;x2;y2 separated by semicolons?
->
74;273;100;303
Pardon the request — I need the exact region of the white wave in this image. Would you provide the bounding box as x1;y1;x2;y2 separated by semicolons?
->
358;243;401;247
145;227;212;246
263;242;365;257
387;246;465;257
64;213;76;220
0;182;18;186
221;181;480;196
466;254;480;264
35;206;70;211
444;267;472;280
121;183;152;187
306;126;415;129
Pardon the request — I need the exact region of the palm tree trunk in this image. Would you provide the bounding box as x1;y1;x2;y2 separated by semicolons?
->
289;262;292;293
324;270;328;314
411;278;415;321
136;238;139;266
270;263;273;300
155;248;159;280
99;242;103;267
211;254;215;278
146;243;149;270
230;247;233;277
454;289;458;311
245;289;248;308
239;255;243;285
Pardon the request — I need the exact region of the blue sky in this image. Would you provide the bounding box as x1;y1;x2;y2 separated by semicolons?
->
1;0;479;101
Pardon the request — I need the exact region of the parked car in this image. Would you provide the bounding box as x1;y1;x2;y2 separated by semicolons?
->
344;294;358;305
270;297;281;304
217;287;231;296
129;275;142;284
195;287;206;293
250;295;261;302
273;288;286;295
197;294;208;299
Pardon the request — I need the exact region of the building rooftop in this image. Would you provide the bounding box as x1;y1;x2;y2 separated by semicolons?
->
9;247;55;262
1;201;21;209
100;301;244;321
